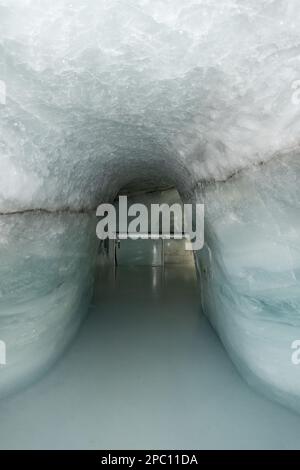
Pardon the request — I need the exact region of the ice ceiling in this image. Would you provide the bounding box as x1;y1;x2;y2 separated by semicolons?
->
1;0;300;212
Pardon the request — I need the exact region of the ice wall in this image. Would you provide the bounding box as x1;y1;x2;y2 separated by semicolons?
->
0;212;98;397
194;153;300;411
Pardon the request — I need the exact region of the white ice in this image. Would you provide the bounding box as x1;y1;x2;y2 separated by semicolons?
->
0;0;299;211
0;0;300;415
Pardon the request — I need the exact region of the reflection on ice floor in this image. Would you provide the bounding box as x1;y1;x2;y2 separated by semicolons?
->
1;265;300;450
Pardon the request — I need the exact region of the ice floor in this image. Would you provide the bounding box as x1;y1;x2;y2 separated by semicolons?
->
1;264;300;450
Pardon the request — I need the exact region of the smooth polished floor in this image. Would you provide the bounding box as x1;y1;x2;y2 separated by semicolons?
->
1;265;300;449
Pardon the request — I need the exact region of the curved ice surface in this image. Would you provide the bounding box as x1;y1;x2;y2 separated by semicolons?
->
0;1;300;411
0;212;97;397
195;154;300;410
0;0;300;211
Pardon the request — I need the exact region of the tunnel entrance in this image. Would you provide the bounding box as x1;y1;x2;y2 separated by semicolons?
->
96;187;197;270
95;185;199;314
116;238;194;267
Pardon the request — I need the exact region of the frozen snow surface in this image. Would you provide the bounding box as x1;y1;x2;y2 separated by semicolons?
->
3;266;300;450
0;212;97;397
0;0;300;210
195;153;300;411
0;0;300;414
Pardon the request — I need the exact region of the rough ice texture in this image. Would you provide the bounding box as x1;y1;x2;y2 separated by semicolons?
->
195;153;300;411
0;212;98;397
0;0;300;410
0;0;300;211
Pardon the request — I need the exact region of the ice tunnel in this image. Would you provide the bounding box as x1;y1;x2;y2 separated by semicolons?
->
0;0;300;420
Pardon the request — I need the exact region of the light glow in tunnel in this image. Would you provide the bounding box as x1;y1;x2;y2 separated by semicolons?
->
0;0;300;418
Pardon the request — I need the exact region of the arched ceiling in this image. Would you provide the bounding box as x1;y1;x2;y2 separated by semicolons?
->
0;0;299;211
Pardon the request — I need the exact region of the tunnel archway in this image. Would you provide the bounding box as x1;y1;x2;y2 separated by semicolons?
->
0;0;300;417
